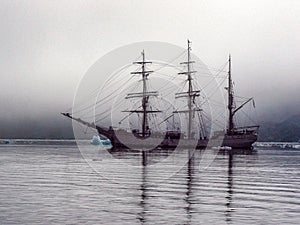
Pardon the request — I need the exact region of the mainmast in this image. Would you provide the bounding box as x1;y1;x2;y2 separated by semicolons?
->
141;51;148;137
125;50;161;138
228;55;234;134
187;40;193;139
175;40;201;139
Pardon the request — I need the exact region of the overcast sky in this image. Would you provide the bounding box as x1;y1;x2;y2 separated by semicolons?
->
0;0;299;122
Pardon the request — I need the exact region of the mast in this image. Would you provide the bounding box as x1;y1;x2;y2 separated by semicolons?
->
187;40;193;139
226;55;258;133
228;55;234;134
126;50;161;138
141;51;148;137
176;40;200;139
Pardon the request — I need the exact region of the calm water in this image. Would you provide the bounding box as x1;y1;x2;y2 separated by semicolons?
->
0;143;300;224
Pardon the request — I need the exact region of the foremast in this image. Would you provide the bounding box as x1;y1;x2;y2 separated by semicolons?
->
124;50;161;138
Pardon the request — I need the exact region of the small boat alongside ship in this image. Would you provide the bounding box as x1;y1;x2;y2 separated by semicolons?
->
63;41;258;150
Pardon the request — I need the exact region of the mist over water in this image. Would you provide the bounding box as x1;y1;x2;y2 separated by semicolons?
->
0;0;299;132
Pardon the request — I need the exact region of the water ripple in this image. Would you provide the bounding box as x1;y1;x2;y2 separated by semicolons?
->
0;145;300;224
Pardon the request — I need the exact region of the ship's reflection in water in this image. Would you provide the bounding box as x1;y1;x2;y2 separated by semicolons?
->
109;148;258;224
1;145;300;224
185;149;195;224
225;151;234;223
138;162;147;224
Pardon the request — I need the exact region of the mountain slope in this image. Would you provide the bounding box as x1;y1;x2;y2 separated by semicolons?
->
258;114;300;142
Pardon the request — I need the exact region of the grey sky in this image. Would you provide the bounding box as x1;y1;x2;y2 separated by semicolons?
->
0;0;299;122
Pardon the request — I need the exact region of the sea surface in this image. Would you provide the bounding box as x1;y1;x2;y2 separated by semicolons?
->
0;140;300;224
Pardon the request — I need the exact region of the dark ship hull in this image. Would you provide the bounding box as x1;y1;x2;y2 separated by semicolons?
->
96;128;257;150
91;123;258;150
222;134;257;149
106;134;257;150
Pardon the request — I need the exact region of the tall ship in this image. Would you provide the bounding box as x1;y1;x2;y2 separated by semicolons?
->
62;41;259;149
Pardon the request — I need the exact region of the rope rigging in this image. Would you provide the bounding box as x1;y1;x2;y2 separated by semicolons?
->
65;49;256;137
